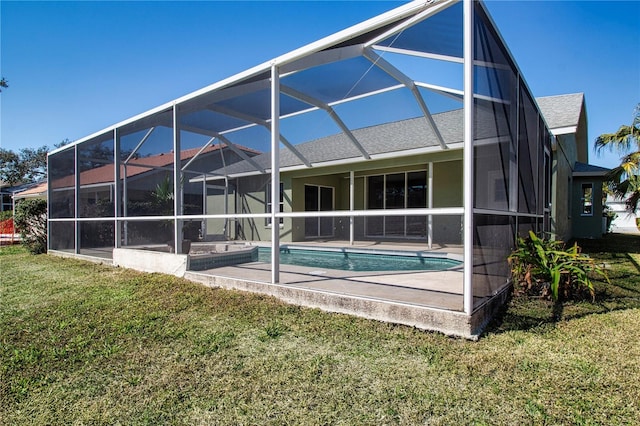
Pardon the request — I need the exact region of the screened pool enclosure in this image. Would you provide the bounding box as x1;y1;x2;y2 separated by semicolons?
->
48;0;551;338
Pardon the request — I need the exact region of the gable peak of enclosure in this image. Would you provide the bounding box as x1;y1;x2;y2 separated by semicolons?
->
48;0;581;339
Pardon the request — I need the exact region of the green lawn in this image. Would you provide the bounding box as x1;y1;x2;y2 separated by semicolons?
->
1;235;639;425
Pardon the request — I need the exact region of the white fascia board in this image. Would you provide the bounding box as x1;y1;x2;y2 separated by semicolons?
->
549;126;578;136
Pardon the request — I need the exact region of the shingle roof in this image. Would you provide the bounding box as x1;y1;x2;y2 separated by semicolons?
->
573;161;610;176
213;93;588;177
13;181;48;199
214;100;541;176
218;109;465;175
536;93;584;130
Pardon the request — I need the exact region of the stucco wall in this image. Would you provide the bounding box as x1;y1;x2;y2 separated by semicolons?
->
433;160;463;244
551;134;577;241
204;151;466;244
571;177;605;238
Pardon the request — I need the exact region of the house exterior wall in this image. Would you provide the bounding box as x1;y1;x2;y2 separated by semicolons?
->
551;134;578;241
571;177;605;238
217;153;465;244
575;106;589;164
285;153;463;244
433;160;463;244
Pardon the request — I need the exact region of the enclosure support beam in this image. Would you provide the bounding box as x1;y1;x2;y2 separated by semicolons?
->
463;0;475;315
74;144;80;255
207;104;312;168
124;127;155;165
271;64;281;284
114;128;122;248
122;164;129;245
350;170;355;246
510;74;520;214
180;124;266;174
46;155;52;251
280;85;371;160
173;104;184;254
428;162;433;250
181;136;216;172
363;48;447;150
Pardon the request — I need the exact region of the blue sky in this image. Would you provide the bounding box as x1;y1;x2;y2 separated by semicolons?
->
1;0;639;170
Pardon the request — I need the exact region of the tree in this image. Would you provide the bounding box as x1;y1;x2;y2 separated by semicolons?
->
14;198;48;254
0;146;49;186
595;103;640;212
0;77;7;92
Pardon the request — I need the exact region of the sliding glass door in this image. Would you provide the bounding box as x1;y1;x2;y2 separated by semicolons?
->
366;171;427;238
305;185;334;238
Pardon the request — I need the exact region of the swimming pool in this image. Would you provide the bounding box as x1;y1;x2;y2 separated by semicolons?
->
258;247;461;272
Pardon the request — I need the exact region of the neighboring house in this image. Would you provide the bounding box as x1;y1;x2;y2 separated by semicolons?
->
0;181;13;212
2;181;48;210
608;195;640;234
43;0;611;338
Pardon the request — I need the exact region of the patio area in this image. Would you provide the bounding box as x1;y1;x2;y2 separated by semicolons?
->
187;240;464;311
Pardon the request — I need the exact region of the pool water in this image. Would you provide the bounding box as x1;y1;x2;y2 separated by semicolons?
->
258;247;461;272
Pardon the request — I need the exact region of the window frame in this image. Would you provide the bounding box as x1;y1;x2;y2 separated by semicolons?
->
266;182;284;227
580;182;594;217
304;184;335;238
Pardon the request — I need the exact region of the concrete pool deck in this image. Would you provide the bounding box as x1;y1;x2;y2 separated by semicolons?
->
187;240;464;311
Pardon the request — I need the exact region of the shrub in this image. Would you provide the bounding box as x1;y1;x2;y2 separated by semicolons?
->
0;210;13;221
13;199;47;254
508;231;609;302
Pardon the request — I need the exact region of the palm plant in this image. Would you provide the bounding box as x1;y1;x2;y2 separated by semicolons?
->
508;231;609;302
595;103;640;212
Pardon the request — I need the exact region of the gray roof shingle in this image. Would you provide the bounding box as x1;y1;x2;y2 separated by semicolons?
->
573;161;609;175
536;93;584;130
212;93;585;176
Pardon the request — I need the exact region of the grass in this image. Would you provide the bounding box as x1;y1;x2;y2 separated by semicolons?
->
1;235;639;425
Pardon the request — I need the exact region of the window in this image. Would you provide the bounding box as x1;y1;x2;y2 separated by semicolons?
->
304;185;334;238
581;183;593;216
266;182;284;226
